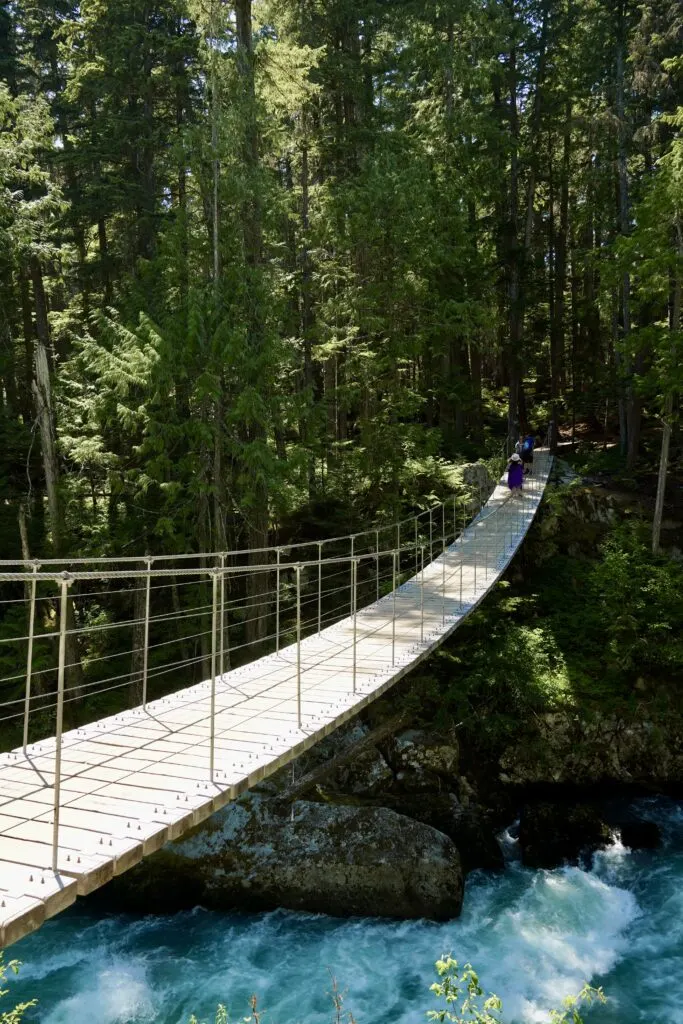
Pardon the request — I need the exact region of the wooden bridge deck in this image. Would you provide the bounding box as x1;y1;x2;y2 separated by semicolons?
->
0;453;551;947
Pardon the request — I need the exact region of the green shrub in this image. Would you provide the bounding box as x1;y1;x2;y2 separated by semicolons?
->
0;956;36;1024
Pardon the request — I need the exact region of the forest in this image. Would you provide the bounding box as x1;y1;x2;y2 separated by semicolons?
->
1;0;681;563
0;0;681;724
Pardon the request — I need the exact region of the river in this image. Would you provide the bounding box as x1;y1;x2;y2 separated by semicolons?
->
6;798;683;1024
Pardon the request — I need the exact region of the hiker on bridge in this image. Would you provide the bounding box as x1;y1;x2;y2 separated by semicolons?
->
521;433;535;475
507;452;524;495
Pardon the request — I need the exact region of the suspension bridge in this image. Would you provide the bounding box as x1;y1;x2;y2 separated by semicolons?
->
0;451;551;948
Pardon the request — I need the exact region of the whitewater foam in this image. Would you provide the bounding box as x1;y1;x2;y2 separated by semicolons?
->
10;800;683;1024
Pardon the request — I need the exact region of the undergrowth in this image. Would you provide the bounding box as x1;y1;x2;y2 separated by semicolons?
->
398;504;683;753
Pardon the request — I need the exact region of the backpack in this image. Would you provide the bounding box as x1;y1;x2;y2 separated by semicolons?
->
522;436;534;453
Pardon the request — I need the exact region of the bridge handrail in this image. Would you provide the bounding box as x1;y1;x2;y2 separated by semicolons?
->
0;453;547;729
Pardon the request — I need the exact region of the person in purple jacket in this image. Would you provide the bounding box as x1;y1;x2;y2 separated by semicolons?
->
507;452;524;494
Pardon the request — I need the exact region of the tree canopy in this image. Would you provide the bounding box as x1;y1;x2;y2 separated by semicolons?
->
0;0;681;559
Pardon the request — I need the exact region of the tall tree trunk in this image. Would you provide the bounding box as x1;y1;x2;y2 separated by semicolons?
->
504;0;549;442
300;131;316;498
18;267;34;422
29;257;82;695
236;0;270;649
98;219;112;305
469;344;483;443
570;228;580;449
325;355;337;470
652;222;682;554
616;6;637;464
549;102;571;451
506;34;522;442
30;258;61;554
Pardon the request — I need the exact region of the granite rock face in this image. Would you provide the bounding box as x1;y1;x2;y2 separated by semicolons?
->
499;711;683;789
109;798;464;921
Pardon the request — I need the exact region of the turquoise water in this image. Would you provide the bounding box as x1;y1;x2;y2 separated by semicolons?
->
6;799;683;1024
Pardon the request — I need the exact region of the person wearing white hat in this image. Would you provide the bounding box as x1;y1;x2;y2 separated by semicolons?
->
507;452;524;494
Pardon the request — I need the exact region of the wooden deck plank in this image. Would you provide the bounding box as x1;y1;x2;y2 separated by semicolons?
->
2;821;144;875
0;836;113;895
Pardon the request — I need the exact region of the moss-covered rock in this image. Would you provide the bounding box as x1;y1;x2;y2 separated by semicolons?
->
105;798;464;921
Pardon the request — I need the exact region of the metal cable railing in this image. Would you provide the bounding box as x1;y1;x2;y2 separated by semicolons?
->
0;446;551;874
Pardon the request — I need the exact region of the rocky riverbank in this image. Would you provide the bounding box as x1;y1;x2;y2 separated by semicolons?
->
101;464;683;921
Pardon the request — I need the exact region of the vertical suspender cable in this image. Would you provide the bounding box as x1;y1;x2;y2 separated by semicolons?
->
420;545;425;643
142;556;152;709
317;542;322;634
219;553;226;681
352;557;358;694
392;550;397;667
375;529;380;601
52;572;70;873
22;562;39;754
275;547;281;654
296;564;302;727
209;569;218;780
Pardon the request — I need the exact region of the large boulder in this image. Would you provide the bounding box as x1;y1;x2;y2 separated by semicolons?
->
374;792;504;873
103;798;464;921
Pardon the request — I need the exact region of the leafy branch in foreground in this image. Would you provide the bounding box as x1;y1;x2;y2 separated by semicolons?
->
428;956;502;1023
0;955;36;1024
549;984;607;1024
427;956;605;1024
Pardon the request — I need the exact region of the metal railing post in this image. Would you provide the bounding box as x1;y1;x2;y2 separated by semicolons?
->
442;539;446;625
420;545;425;642
429;507;433;562
317;542;322;634
375;529;380;601
275;547;281;654
485;521;489;577
22;561;39;754
474;526;477;593
219;553;226;681
296;564;302;727
414;517;418;576
442;502;446;555
392;549;397;666
352;557;358;694
350;535;355;616
209;569;218;780
460;559;463;609
52;572;71;873
142;556;152;708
